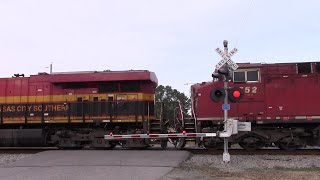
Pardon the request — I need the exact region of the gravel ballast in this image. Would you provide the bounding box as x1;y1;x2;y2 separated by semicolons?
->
0;154;32;166
162;155;320;180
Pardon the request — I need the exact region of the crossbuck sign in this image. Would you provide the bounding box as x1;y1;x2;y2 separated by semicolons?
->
215;47;239;70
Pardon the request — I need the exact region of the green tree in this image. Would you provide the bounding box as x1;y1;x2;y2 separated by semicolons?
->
155;85;191;120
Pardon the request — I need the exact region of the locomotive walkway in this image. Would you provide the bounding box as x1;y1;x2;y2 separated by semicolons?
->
0;150;190;180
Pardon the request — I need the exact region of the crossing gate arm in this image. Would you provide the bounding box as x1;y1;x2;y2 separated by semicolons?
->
104;119;242;140
104;133;217;140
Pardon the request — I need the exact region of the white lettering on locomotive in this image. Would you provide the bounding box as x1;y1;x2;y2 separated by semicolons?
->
239;86;257;93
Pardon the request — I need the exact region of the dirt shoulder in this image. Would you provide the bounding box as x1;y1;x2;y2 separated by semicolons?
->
161;154;320;180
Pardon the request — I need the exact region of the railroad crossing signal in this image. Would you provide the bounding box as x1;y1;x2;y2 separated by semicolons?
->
213;40;240;163
210;87;244;103
215;47;239;70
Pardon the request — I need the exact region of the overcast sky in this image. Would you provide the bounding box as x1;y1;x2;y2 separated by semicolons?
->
0;0;319;94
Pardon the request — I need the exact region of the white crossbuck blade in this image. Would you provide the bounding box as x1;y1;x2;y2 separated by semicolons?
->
215;59;239;70
215;48;239;70
216;48;238;59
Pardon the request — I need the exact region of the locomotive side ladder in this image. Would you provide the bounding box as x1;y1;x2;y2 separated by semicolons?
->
177;99;197;145
182;118;197;144
149;103;164;134
149;119;162;134
149;103;168;148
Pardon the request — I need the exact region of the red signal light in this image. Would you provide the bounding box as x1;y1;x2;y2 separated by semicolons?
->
182;130;186;134
233;90;241;98
211;87;244;103
228;87;244;102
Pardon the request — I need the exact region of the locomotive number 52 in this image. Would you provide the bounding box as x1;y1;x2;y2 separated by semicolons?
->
239;86;257;93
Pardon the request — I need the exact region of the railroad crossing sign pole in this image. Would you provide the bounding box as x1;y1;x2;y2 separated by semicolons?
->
222;40;230;163
215;40;239;163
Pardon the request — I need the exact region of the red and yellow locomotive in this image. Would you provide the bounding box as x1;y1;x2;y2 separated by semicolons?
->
0;70;157;148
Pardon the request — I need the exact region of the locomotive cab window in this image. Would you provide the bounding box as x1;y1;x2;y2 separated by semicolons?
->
233;70;259;83
247;71;259;82
233;72;245;83
297;63;312;74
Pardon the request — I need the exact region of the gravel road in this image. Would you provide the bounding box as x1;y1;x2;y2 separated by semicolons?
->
162;155;320;180
0;154;32;166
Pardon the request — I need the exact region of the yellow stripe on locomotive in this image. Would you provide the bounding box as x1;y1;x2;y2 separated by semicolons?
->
0;93;155;124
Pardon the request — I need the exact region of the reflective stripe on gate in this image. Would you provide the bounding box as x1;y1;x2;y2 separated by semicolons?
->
104;133;217;140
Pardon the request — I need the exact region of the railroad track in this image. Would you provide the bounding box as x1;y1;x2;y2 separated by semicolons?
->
1;146;319;155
